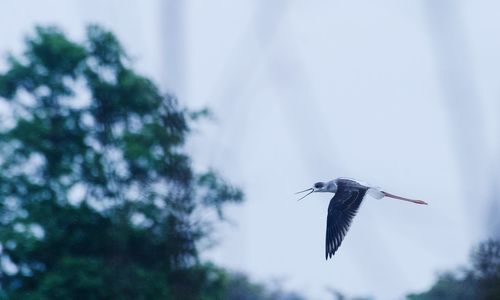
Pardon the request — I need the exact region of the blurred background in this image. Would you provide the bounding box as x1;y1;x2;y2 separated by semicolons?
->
1;1;499;299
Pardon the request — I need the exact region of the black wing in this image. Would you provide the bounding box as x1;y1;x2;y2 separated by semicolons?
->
325;184;367;259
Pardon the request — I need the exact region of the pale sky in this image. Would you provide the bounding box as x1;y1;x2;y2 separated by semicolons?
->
1;1;500;299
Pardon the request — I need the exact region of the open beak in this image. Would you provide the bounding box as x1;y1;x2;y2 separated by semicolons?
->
296;188;314;201
382;191;428;205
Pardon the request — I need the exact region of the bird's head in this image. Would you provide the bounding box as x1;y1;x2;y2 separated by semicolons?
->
296;180;337;201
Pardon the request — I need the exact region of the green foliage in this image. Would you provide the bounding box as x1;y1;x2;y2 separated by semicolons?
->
0;25;244;299
326;288;374;300
407;239;500;300
221;272;305;300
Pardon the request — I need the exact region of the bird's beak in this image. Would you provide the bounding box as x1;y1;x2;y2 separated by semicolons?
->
296;188;314;201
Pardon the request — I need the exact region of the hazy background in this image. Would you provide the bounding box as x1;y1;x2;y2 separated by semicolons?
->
2;0;499;299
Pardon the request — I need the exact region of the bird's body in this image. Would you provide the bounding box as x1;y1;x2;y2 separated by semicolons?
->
296;177;427;260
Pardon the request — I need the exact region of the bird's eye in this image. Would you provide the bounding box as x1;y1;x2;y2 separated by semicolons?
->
314;182;324;189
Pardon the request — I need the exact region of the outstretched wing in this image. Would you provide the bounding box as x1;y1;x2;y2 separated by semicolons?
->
325;184;367;259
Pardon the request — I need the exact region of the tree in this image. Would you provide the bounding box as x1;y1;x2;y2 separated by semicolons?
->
0;25;243;299
222;272;305;300
407;239;500;300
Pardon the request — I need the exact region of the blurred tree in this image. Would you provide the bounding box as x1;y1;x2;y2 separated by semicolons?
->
326;288;373;300
0;25;244;299
222;272;304;300
407;239;500;300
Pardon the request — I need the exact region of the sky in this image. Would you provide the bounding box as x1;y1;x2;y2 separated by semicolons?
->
1;1;500;299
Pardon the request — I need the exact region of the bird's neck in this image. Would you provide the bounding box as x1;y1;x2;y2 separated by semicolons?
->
326;181;338;193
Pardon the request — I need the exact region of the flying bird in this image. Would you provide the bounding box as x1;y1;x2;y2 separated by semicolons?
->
296;177;427;260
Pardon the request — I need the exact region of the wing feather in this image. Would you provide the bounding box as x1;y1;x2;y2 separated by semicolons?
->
325;184;367;259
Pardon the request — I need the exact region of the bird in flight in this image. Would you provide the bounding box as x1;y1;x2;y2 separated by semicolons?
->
296;177;427;260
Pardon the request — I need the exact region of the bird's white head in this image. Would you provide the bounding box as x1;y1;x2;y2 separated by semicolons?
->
296;180;337;200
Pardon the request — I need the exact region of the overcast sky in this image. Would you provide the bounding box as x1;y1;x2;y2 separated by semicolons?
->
2;1;500;299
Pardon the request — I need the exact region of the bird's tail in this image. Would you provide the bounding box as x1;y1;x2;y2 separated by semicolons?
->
367;187;384;199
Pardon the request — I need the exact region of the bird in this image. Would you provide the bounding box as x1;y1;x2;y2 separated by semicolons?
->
296;177;427;260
